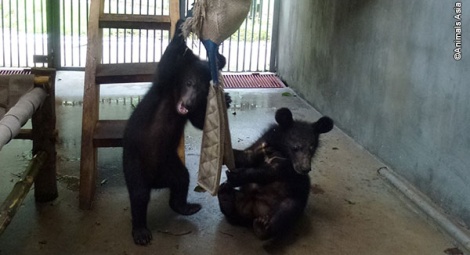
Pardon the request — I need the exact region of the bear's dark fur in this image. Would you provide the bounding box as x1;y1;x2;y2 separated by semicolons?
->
122;20;225;245
217;108;333;240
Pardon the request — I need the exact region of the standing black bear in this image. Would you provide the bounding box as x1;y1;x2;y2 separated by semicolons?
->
122;20;226;245
217;108;333;240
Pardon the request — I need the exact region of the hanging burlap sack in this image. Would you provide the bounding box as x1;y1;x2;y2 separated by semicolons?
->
183;0;251;44
197;78;235;195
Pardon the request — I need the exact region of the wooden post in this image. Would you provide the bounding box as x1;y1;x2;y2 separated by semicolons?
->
79;0;104;209
169;0;180;38
31;68;58;202
0;151;47;236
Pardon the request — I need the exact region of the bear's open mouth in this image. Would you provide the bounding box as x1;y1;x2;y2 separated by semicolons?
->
177;100;189;115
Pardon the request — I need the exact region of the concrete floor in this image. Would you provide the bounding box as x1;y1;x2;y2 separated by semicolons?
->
0;71;465;254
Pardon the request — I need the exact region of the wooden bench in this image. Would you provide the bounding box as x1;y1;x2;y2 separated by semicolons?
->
0;68;57;235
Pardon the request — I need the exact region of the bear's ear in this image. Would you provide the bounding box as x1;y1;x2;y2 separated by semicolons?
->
275;108;293;128
313;116;334;134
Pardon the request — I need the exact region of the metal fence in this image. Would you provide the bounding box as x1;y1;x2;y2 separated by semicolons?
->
0;0;49;68
183;0;276;72
0;0;277;72
100;0;171;66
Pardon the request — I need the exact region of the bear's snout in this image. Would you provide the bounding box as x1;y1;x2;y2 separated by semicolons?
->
293;162;312;175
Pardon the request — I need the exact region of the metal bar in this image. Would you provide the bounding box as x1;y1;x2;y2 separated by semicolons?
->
227;32;232;71
249;0;256;71
41;0;46;62
1;0;5;66
116;0;120;63
160;0;164;58
152;1;157;61
78;0;82;66
62;0;67;66
15;0;19;66
24;0;28;67
378;167;470;254
242;8;248;71
115;28;118;63
108;2;112;64
145;0;150;62
131;0;134;62
236;28;241;71
124;2;127;63
256;0;264;71
153;29;156;62
71;0;75;66
179;0;185;18
138;0;142;63
33;0;37;67
49;0;61;68
87;0;90;65
8;0;12;66
270;0;280;72
265;0;271;71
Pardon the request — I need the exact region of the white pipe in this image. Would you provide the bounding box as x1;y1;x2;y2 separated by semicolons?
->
0;87;47;150
378;167;470;254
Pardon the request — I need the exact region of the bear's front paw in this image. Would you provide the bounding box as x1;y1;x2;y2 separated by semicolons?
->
224;92;232;109
132;227;153;245
226;170;243;186
218;181;234;192
253;215;271;240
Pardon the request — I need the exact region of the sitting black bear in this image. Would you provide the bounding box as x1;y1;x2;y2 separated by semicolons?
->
217;108;333;240
122;20;226;245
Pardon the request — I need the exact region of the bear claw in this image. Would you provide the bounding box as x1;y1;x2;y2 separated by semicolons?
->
253;215;271;240
132;227;153;245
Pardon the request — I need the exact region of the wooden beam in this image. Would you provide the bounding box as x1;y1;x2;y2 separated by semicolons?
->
95;63;158;84
99;14;171;30
0;151;47;236
93;120;127;147
169;0;180;38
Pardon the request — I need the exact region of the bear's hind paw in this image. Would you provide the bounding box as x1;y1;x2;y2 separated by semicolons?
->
170;202;202;215
132;227;153;245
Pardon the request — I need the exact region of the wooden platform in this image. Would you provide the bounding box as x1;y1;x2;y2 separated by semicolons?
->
96;63;158;84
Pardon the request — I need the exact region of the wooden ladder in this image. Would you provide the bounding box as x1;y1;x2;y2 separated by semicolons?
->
79;0;180;209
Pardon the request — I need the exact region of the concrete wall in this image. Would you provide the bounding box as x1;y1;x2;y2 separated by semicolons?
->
276;0;470;227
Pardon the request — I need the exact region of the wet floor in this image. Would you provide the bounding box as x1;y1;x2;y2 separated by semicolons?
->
0;71;465;254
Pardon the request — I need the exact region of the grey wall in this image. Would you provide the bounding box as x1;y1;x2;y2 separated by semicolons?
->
276;0;470;227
